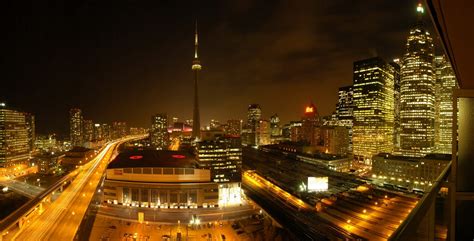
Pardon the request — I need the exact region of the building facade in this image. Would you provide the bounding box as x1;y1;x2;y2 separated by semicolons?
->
196;136;242;183
69;108;83;147
399;16;435;157
151;113;169;150
301;102;321;146
434;55;458;154
352;57;395;163
242;104;262;146
335;86;354;152
372;153;450;191
103;150;219;208
0;104;30;168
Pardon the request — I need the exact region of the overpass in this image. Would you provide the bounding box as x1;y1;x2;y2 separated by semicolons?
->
0;179;44;199
0;135;145;241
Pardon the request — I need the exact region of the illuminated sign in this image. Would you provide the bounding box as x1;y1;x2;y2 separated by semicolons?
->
129;155;143;160
307;177;328;192
172;154;186;159
305;106;314;113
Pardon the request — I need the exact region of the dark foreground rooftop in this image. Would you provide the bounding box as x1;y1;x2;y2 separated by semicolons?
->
107;149;197;169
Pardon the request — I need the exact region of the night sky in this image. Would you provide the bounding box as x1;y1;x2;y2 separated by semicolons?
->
3;0;438;136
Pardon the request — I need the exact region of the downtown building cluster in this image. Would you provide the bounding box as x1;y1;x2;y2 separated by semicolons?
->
332;5;457;191
69;108;146;149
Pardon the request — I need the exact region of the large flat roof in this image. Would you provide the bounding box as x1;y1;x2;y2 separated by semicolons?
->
107;149;197;169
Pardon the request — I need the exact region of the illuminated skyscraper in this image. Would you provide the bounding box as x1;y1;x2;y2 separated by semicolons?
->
0;103;30;168
151;113;169;150
434;55;458;154
191;21;202;140
335;86;353;152
336;86;354;124
391;60;401;151
352;57;395;163
247;104;262;125
400;4;435;157
243;104;261;146
69;108;83;147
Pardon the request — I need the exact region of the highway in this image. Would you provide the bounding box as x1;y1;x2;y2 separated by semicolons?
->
11;137;139;241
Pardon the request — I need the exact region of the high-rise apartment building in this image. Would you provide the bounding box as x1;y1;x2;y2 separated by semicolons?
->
399;9;435;157
69;108;83;147
151;113;169;150
0;103;30;168
434;55;458;154
352;57;395;163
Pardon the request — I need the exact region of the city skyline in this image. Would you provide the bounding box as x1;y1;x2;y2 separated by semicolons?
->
0;1;471;240
3;0;440;136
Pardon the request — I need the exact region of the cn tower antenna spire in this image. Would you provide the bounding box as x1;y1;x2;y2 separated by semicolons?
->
192;20;202;140
194;20;199;59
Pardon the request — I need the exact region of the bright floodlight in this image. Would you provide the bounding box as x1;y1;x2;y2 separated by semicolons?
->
307;177;328;192
416;4;424;14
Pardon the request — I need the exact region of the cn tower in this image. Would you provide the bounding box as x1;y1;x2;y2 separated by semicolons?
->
191;21;202;140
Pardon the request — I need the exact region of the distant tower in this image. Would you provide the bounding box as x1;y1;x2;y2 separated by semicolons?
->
69;108;83;147
192;21;202;140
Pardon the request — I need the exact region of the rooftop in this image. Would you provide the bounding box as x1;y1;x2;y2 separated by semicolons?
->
107;149;197;169
375;153;452;161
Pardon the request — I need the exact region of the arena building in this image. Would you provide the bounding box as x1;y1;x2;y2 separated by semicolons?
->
103;150;220;208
